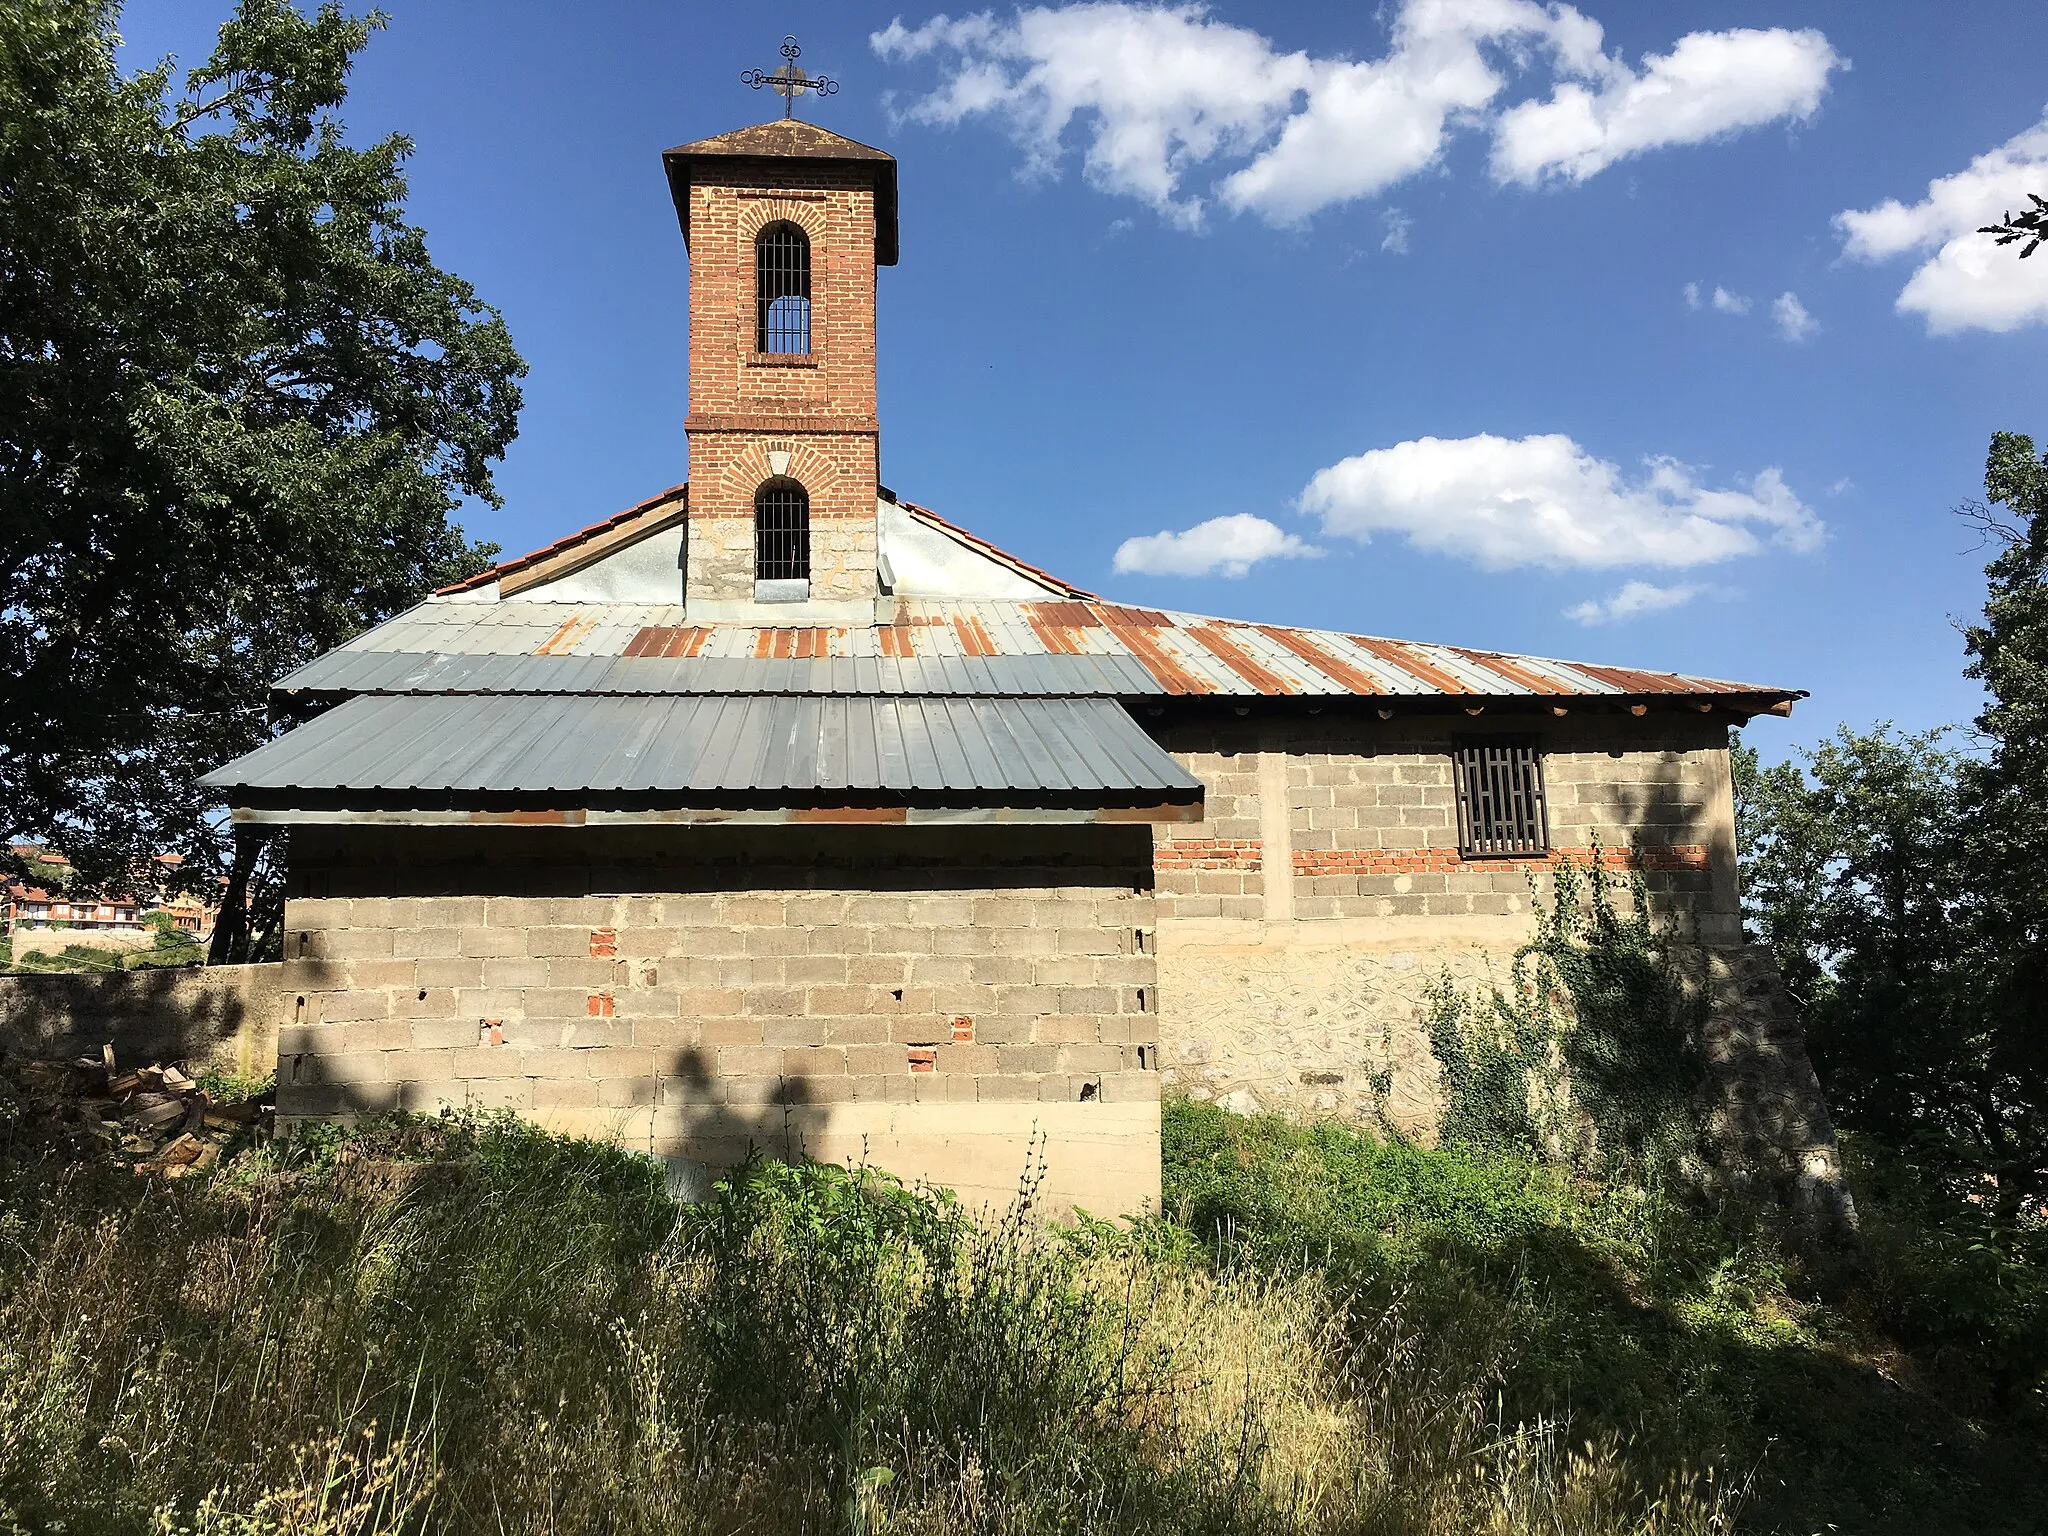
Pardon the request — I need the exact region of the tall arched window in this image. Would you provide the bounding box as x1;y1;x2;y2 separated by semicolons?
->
755;479;810;582
755;223;811;354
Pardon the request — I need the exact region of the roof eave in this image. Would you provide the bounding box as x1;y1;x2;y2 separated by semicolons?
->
1128;690;1806;719
661;145;899;266
219;791;1204;828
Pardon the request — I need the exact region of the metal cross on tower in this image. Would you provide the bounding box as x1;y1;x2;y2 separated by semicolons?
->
741;36;839;119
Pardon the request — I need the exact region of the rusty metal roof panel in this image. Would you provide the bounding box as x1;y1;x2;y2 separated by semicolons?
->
203;694;1203;799
296;596;1796;705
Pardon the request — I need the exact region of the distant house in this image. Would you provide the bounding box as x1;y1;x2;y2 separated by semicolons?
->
3;884;143;935
3;847;215;941
202;117;1839;1216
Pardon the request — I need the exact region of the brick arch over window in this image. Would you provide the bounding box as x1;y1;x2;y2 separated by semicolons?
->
755;221;811;354
754;478;810;581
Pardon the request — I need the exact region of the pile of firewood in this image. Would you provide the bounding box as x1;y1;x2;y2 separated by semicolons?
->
2;1046;272;1176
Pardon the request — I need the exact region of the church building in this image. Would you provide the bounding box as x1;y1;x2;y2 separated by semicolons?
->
202;117;1820;1216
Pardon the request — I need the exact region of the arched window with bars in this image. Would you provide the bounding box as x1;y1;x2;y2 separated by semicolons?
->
755;478;811;585
755;223;812;354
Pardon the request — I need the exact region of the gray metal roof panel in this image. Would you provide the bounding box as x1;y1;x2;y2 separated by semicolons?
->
274;649;1170;698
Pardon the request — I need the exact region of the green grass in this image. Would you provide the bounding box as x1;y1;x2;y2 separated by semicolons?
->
0;1090;2039;1534
1157;1099;2048;1535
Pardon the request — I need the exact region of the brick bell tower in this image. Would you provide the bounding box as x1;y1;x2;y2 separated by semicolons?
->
662;118;898;624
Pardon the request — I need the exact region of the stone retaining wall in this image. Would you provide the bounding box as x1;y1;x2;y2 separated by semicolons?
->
13;929;158;958
0;963;283;1077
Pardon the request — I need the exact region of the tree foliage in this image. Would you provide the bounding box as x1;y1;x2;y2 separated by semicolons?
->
0;0;524;951
1979;192;2047;259
1734;433;2048;1226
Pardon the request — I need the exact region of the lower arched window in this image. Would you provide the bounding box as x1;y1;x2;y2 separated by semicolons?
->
755;479;810;582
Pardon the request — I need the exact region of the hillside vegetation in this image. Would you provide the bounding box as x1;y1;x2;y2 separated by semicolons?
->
0;1085;2039;1536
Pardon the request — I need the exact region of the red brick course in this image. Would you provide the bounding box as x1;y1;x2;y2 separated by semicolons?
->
1289;844;1711;876
1157;838;1708;876
1154;838;1263;872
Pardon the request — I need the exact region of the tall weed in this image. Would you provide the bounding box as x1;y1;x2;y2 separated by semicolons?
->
0;1107;1735;1536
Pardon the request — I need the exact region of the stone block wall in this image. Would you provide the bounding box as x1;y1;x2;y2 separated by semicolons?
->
0;963;283;1078
1149;711;1742;1126
1140;709;1848;1225
1154;712;1737;933
276;825;1160;1214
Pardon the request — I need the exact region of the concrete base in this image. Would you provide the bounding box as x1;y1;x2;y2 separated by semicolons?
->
287;1100;1161;1219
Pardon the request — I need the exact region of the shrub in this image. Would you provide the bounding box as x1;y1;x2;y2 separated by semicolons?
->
1425;855;1708;1180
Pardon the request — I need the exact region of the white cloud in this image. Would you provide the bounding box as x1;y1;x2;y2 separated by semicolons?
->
1772;290;1817;341
1298;432;1822;571
1112;513;1320;578
1490;27;1838;186
1682;280;1701;309
875;3;1840;227
874;5;1314;229
1565;580;1702;625
1380;207;1413;254
1711;285;1750;314
1836;111;2048;334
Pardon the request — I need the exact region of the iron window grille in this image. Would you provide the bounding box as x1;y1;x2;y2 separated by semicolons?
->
755;479;811;581
1452;740;1549;858
755;223;812;354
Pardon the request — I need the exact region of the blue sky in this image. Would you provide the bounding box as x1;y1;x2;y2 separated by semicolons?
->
120;2;2048;758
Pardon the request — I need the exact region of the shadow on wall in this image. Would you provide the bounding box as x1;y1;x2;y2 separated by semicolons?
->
274;822;1165;1215
1541;736;1853;1235
657;1046;817;1199
293;1055;825;1203
1553;725;1727;933
0;964;281;1076
294;1066;1124;1216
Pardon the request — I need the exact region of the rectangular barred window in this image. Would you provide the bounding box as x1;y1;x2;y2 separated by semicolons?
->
1452;740;1548;858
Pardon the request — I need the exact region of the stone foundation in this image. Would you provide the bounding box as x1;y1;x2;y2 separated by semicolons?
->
1698;946;1858;1236
1157;915;1513;1132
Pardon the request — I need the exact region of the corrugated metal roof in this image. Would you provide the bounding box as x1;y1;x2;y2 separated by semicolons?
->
275;650;1165;698
301;597;1798;706
203;694;1203;799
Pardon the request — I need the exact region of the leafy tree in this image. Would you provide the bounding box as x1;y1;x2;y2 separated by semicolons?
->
0;0;524;957
1734;433;2048;1227
1954;432;2048;1221
1734;728;1981;1149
